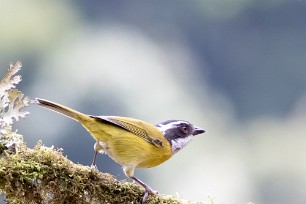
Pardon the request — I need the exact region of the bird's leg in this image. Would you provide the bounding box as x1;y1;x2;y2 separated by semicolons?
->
131;176;156;193
90;150;99;170
90;141;104;170
124;166;157;203
131;176;157;203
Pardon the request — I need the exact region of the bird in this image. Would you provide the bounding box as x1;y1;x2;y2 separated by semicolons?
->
35;98;205;203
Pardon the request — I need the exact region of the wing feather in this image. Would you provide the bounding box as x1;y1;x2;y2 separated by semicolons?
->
90;115;163;147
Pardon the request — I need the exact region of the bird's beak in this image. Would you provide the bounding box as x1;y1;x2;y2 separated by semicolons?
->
193;126;206;136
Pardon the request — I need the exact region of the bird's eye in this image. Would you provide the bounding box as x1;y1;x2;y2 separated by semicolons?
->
181;126;188;134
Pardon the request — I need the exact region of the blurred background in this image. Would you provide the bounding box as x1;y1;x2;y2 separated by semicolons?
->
1;1;306;204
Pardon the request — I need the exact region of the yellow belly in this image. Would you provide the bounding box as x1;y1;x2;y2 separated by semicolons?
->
82;118;172;168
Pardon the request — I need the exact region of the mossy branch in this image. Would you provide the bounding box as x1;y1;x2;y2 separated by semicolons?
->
0;62;198;204
0;141;191;204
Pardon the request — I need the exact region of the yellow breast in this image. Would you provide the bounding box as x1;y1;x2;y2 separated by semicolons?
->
81;116;173;168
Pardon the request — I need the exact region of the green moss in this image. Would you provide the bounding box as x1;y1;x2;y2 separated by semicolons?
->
0;141;189;204
0;144;5;155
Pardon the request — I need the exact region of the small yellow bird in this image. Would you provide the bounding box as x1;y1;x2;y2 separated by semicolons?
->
36;98;205;203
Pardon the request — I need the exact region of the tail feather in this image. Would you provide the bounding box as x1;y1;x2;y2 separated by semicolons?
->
35;98;87;122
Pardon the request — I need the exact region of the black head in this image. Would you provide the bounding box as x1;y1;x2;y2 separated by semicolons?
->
156;120;205;154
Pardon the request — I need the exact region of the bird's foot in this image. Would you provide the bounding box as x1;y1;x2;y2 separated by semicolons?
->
90;164;98;171
141;187;158;204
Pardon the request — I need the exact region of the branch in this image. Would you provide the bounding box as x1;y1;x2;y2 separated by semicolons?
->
0;62;199;204
0;141;194;204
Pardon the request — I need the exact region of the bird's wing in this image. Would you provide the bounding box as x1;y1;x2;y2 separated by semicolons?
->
90;115;163;148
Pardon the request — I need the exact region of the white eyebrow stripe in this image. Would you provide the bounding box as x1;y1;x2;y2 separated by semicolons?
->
156;121;189;134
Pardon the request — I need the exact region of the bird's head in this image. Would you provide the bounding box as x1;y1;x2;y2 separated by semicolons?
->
156;120;205;154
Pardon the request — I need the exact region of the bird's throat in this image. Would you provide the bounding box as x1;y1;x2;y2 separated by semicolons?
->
171;136;193;154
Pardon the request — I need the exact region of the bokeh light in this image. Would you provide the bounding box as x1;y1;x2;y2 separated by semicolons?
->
1;1;306;204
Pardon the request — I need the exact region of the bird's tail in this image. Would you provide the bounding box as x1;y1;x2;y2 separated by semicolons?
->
35;98;89;122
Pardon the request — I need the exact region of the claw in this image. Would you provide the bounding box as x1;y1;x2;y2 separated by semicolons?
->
141;190;149;204
141;187;158;204
129;176;158;203
90;164;98;171
141;186;158;203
